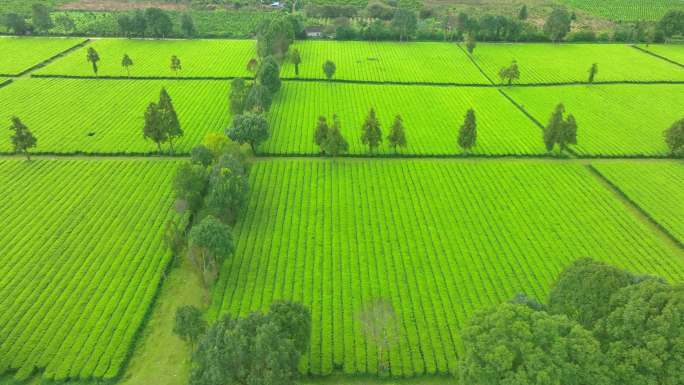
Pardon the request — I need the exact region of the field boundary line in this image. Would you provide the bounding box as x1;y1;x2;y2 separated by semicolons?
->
631;45;684;68
0;79;13;89
587;164;684;250
12;39;91;78
455;43;496;85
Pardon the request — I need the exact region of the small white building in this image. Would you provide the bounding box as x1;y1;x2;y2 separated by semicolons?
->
305;26;323;38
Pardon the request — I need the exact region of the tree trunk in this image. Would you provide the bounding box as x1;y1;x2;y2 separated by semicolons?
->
24;149;30;161
168;137;175;154
250;142;256;154
156;141;162;153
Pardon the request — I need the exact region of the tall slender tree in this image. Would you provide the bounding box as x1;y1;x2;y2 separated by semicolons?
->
588;63;598;83
361;108;382;153
170;55;182;74
229;78;247;115
387;115;407;152
143;102;167;152
314;116;330;153
291;48;302;76
664;117;684;156
158;88;183;153
9;117;36;160
323;60;336;80
458;109;477;152
543;103;577;154
324;115;349;157
498;60;520;85
121;54;133;77
86;47;100;76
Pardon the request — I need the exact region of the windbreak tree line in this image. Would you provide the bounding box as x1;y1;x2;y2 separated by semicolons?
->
459;258;684;385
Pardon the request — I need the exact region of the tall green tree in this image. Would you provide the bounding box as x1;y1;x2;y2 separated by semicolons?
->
31;3;53;32
391;8;418;41
142;102;167;152
257;55;281;94
170;55;182;74
173;163;209;213
664;117;684;156
229;78;247;115
324;115;349;157
121;54;133;77
361;108;382;153
269;301;312;353
543;103;577;154
544;7;572;42
2;13;28;35
459;303;610;385
314;115;330;153
205;154;250;225
188;215;234;286
498;60;519;85
227;112;270;153
594;278;684;385
55;14;75;33
465;33;476;54
387;115;407;152
547;258;635;329
291;48;302;76
86;47;100;76
244;84;273;113
256;15;295;58
191;144;214;167
518;4;528;20
9;117;36;161
145;7;173;37
158;88;183;153
588;63;598;83
181;13;196;37
323;60;336;80
458;109;477;152
173;305;207;349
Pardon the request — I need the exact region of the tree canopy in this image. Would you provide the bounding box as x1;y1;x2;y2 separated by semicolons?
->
9;117;37;161
323;60;336;80
664;117;684;156
227;112;270;153
361;108;382;153
257;56;281;94
458;109;477;152
188;215;234;285
544;8;572;42
543;103;577;154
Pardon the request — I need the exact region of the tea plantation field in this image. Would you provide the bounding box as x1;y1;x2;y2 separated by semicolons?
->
592;162;684;244
0;78;231;154
209;159;684;377
266;82;543;155
0;159;180;381
505;84;684;156
36;38;256;78
280;41;488;84
559;0;684;21
471;43;684;84
0;37;85;76
638;44;684;66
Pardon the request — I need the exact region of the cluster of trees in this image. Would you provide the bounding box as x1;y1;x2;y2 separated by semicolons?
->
173;301;311;385
256;14;302;58
1;4;53;35
459;258;684;385
116;8;194;38
543;103;577;154
142;88;184;153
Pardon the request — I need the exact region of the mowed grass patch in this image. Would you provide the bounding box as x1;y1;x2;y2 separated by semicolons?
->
505;84;684;156
266;82;544;155
471;43;684;84
210;159;684;377
0;36;86;75
592;161;684;244
0;78;231;154
0;159;180;381
37;38;256;78
638;44;684;66
281;41;489;84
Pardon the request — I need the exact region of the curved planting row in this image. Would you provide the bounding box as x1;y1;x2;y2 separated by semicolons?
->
0;159;179;381
210;159;684;377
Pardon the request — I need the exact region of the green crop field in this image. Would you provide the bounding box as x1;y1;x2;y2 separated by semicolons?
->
209;159;684;377
36;38;256;78
559;0;684;21
505;84;684;156
0;158;179;381
281;41;488;84
638;44;684;66
265;82;543;155
0;37;85;76
471;43;684;84
0;78;231;154
592;162;684;244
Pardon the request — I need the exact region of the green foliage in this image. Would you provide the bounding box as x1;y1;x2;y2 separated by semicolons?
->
387;115;407;151
291;48;301;76
257;55;281;94
142;102;167;152
121;53;134;76
189;215;234;285
8;116;36;160
498;59;519;85
181;13;196;37
229;77;247;115
31;3;53;32
191;144;215;167
547;258;635;329
361;108;382;153
658;10;684;37
158;87;183;153
588;62;598;83
0;159;181;381
459;303;610;385
268;301;312;354
314;115;330;152
173;163;209;213
256;14;295;58
664;117;684;156
457;109;477;152
227;112;270;153
559;0;684;22
391;8;417;41
595;279;684;385
170;54;182;74
86;47;100;76
465;33;476;54
173;305;207;348
323;114;349;156
1;13;28;34
543;103;577;153
544;7;572;42
323;59;336;80
145;7;173;37
518;5;528;20
244;83;273;113
206;154;250;225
